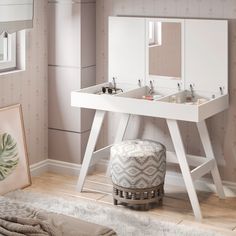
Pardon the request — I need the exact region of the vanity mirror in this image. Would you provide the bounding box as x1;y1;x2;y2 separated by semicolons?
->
148;20;182;80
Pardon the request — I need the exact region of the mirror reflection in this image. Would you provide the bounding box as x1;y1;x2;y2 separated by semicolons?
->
149;21;181;80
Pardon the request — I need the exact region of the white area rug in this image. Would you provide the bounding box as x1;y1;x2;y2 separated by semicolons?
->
5;190;224;236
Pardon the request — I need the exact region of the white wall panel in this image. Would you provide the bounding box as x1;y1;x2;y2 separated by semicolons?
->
48;1;96;164
81;2;96;68
48;2;81;67
48;66;94;132
49;129;89;164
81;66;96;88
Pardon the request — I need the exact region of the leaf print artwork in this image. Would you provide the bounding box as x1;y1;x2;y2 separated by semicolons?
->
0;133;19;181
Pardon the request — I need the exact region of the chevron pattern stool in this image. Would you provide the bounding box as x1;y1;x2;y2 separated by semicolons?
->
110;139;166;210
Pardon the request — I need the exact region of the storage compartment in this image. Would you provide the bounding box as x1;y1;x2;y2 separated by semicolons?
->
72;83;228;122
159;90;212;105
77;82;136;95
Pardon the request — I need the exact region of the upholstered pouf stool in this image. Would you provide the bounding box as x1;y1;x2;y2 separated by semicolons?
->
110;139;166;209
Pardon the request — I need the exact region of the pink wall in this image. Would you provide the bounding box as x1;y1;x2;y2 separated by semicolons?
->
0;0;48;165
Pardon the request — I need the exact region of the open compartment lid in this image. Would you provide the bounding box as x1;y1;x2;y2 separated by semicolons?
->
108;17;228;95
108;17;146;86
184;19;228;95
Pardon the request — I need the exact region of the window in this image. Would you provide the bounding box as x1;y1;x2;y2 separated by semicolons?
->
149;21;155;45
0;32;16;72
149;21;162;47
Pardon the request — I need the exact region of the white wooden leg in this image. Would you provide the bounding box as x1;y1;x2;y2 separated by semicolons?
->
197;121;225;199
167;119;202;221
77;110;106;192
106;113;131;176
114;113;131;143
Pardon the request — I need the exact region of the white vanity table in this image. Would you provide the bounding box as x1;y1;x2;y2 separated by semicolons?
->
71;17;228;220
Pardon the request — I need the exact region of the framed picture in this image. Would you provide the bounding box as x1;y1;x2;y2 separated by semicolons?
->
0;104;31;195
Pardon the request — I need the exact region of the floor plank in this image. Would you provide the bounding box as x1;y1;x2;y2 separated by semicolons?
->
25;172;236;234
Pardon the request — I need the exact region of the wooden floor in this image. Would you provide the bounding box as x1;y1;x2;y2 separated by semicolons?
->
25;171;236;235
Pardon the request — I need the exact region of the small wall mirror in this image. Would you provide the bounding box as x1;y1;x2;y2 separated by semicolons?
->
148;21;182;80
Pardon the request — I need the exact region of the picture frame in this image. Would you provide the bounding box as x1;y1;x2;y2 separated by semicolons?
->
0;104;31;195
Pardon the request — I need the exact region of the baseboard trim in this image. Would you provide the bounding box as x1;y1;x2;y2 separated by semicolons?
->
48;159;82;176
30;159;236;197
30;159;96;177
30;160;48;177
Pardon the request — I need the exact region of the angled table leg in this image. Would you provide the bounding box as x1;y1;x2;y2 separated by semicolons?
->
114;113;131;143
77;110;106;192
106;113;131;176
167;119;202;221
197;121;225;199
